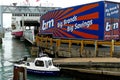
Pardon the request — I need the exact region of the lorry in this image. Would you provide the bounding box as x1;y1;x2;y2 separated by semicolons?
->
35;1;120;57
39;1;120;41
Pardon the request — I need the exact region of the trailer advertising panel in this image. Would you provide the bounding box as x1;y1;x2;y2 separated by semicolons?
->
40;1;105;40
104;2;120;40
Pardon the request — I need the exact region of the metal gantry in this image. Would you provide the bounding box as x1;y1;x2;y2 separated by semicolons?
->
1;5;59;14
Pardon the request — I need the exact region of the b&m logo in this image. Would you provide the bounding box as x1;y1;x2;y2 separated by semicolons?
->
105;22;118;31
42;19;54;30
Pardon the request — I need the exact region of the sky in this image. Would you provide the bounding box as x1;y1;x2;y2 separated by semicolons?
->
1;0;120;28
0;0;120;7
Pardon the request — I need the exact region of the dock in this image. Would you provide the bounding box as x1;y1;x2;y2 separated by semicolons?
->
54;57;120;63
53;57;120;77
53;57;120;67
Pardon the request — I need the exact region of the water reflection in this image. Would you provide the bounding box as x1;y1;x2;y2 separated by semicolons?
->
27;74;75;80
0;32;30;80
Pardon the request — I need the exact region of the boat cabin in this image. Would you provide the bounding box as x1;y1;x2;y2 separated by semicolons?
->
33;57;53;68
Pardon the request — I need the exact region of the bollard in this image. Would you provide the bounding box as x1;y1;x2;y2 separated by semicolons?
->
13;66;27;80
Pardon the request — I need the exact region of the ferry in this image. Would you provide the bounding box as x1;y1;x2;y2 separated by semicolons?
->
11;13;40;40
11;15;23;38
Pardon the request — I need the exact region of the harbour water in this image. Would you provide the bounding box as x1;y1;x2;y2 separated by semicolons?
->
0;32;78;80
0;32;30;80
1;32;120;80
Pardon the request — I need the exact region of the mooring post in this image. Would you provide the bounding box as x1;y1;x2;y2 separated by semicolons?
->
68;40;72;57
50;38;53;47
80;40;84;57
94;40;98;57
55;39;61;56
13;66;27;80
110;40;114;57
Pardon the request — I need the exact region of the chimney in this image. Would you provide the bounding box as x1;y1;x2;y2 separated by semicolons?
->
13;3;17;6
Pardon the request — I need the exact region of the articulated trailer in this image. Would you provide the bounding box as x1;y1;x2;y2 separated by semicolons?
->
35;1;120;57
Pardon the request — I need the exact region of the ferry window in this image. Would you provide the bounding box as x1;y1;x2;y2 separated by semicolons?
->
24;14;25;16
35;60;44;67
26;26;29;30
12;14;14;16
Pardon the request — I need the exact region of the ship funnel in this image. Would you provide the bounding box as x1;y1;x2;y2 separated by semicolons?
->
13;3;17;6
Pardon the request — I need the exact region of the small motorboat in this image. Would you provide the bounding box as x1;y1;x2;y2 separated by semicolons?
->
14;56;60;76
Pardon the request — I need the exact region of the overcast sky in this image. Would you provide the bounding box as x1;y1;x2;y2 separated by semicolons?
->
1;0;120;7
1;0;120;28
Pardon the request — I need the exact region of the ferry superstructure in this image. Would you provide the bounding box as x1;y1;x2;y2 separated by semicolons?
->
11;13;40;38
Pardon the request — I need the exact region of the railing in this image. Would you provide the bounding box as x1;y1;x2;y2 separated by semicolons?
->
35;36;120;58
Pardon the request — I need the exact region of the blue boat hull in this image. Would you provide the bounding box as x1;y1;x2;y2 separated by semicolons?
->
27;69;60;76
14;66;60;76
